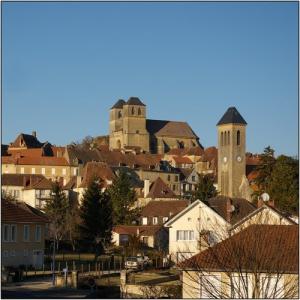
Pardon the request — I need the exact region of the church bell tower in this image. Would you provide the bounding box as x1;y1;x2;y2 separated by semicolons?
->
217;107;247;198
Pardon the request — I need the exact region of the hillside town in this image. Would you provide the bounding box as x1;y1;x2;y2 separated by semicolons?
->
1;97;299;298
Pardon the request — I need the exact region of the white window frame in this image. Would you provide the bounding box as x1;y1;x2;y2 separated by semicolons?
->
31;167;36;174
51;168;56;175
176;230;194;241
20;167;25;174
41;167;46;175
23;225;30;242
163;217;168;223
62;168;66;176
11;224;17;242
153;217;158;225
231;274;251;298
142;217;148;225
35;225;41;242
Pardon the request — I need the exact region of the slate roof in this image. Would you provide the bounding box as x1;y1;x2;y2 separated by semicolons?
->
126;97;146;106
179;224;298;273
146;177;178;199
2;198;49;223
146;120;199;139
141;200;190;218
217;107;247;126
111;99;126;109
10;133;45;148
113;225;162;236
207;196;257;225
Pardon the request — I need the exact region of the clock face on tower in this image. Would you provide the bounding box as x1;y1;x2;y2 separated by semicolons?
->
236;155;242;162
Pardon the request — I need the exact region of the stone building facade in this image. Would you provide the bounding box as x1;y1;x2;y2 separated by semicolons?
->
109;97;201;154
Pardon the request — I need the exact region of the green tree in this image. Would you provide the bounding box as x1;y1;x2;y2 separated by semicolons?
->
80;177;113;246
108;170;138;225
44;181;69;249
253;146;276;193
268;155;299;215
192;174;218;203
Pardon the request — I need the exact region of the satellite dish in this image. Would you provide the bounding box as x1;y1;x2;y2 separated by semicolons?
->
261;193;270;202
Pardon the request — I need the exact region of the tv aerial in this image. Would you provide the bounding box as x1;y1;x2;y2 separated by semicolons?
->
261;192;270;202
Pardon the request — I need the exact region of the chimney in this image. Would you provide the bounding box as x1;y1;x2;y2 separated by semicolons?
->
257;197;264;208
32;131;37;138
144;179;150;198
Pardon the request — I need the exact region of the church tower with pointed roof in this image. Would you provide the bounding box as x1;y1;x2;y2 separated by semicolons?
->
217;107;247;198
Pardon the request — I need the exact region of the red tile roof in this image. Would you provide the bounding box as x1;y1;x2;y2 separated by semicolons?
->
173;156;193;164
141;200;190;218
2;156;69;166
146;177;178;199
180;224;298;273
79;162;115;188
2;198;49;223
113;225;162;236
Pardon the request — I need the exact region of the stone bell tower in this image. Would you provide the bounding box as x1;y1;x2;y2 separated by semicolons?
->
217;107;247;198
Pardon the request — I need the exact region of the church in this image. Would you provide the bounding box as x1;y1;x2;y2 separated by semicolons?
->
109;97;201;154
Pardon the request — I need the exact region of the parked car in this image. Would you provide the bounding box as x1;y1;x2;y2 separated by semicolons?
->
125;256;144;270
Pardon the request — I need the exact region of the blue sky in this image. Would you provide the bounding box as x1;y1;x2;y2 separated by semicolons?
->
2;2;298;156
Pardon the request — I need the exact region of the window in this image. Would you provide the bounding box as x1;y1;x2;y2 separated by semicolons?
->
31;167;36;174
62;168;66;176
73;168;78;176
11;225;17;242
118;111;122;118
176;230;194;241
138;108;141;115
24;225;30;242
136;130;139;134
172;185;176;191
153;217;158;225
221;132;224;146
175;176;178;182
224;131;227;145
142;236;148;245
227;131;230;145
10;250;16;257
41;168;45;175
131;107;135;115
20;167;24;174
260;275;284;298
167;175;171;181
192;176;196;182
35;225;41;242
163;217;168;223
24;249;29;256
51;168;56;175
231;275;251;298
142;217;148;225
3;224;10;242
237;130;240;145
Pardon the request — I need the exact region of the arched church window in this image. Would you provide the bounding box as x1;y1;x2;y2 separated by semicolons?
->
131;107;135;115
227;131;230;145
221;132;224;146
224;131;227;145
237;130;240;145
138;108;141;115
118;111;122;119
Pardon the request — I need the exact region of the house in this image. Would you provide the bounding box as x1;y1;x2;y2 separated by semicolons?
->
112;225;168;251
178;168;199;197
140;200;190;226
169;156;194;169
164;196;257;263
1;198;49;268
1;174;67;209
180;224;298;299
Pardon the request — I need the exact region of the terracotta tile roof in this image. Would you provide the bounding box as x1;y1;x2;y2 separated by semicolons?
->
173;156;193;164
207;196;256;225
146;119;199;139
178;168;193;180
16;156;69;166
180;224;298;273
146;177;178;199
26;177;53;190
113;225;162;236
141;200;190;218
10;133;45;148
2;174;46;187
2;198;49;223
185;146;205;156
202;146;218;162
8;148;44;158
79;162;115;188
246;154;261;165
